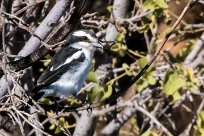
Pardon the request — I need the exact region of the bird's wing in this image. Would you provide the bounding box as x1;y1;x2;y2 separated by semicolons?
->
37;46;85;86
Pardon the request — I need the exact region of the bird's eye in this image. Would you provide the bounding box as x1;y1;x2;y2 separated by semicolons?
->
83;36;88;40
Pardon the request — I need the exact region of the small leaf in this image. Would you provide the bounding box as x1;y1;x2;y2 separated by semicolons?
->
58;117;65;125
116;32;125;42
147;75;156;85
63;121;69;128
88;86;104;101
138;24;150;33
163;28;172;37
163;71;186;96
141;130;151;136
187;67;194;81
138;57;153;72
138;57;148;69
200;111;204;122
107;6;112;12
43;60;50;67
194;111;204;136
141;130;158;136
110;43;121;52
143;0;156;10
122;63;129;69
135;78;148;92
54;126;62;134
40;98;53;105
196;114;202;127
118;49;127;57
172;91;181;101
49;124;55;130
47;110;54;116
86;71;98;83
155;0;168;8
39;68;44;73
102;85;112;100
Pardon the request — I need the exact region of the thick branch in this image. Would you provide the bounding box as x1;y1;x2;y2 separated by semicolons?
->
8;0;91;72
0;0;71;97
73;111;96;136
0;0;91;97
184;31;204;66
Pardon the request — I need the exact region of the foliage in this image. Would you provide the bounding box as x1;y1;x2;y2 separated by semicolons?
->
194;111;204;136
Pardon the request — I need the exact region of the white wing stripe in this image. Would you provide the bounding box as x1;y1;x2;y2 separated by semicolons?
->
50;51;82;71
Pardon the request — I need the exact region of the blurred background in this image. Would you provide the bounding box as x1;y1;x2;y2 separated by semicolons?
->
0;0;204;135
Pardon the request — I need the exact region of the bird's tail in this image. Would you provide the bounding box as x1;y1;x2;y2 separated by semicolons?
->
31;85;46;102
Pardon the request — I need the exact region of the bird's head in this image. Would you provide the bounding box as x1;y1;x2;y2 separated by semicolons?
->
66;30;103;52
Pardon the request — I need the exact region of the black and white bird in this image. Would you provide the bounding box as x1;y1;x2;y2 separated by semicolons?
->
29;30;103;105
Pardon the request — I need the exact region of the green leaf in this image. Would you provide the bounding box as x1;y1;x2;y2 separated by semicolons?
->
187;67;198;84
88;86;104;101
63;121;69;129
118;49;127;57
135;78;148;92
163;28;172;37
138;24;150;33
172;91;181;101
107;6;112;12
122;63;129;69
86;71;98;83
200;111;204;122
194;126;203;136
163;71;186;96
194;111;204;136
147;75;156;85
138;57;148;69
111;31;127;57
141;131;151;136
138;57;153;72
155;0;168;8
111;43;127;57
110;43;121;52
58;117;65;125
40;98;53;105
143;0;156;10
58;117;75;129
141;130;158;136
116;32;125;42
49;124;55;130
196;114;202;128
102;85;112;100
54;126;62;134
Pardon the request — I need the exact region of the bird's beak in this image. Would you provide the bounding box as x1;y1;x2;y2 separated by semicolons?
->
93;42;103;53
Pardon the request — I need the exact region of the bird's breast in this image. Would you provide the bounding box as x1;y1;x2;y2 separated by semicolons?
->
53;58;91;97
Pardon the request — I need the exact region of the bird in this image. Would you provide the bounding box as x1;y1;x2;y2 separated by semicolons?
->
25;29;103;109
